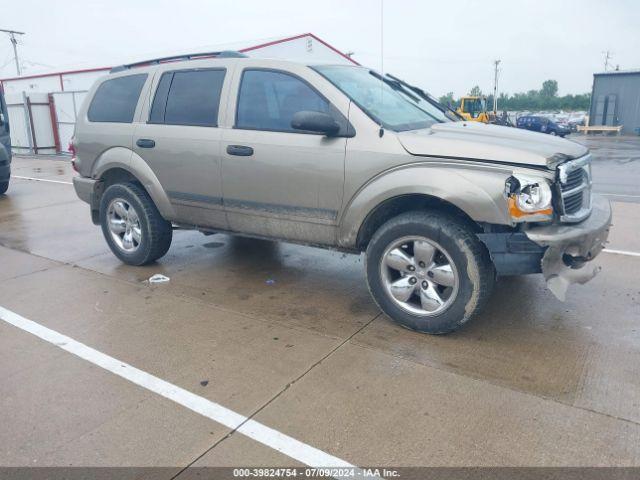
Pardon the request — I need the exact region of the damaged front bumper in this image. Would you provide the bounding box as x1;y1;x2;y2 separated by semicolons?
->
523;195;612;300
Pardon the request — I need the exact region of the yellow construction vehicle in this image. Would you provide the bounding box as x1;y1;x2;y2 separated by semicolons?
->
456;96;494;123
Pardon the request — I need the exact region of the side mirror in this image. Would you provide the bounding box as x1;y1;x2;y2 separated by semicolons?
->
291;111;340;136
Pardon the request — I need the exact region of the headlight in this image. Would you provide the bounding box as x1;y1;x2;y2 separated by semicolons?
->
505;174;553;222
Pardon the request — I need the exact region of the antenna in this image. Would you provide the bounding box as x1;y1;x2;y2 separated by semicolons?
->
378;0;385;137
0;28;25;76
602;50;613;71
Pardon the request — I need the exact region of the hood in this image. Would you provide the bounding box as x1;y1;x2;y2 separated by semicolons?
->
397;122;588;168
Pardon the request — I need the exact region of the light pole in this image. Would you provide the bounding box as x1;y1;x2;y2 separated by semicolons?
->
492;59;501;113
0;28;25;76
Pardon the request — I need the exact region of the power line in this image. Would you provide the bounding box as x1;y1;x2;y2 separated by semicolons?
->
0;28;25;76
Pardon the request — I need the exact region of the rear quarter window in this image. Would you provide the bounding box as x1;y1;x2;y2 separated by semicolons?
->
87;74;147;123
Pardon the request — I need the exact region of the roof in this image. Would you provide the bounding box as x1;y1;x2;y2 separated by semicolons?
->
0;33;358;83
594;68;640;77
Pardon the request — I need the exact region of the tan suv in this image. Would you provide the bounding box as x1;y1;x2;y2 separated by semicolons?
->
72;51;611;334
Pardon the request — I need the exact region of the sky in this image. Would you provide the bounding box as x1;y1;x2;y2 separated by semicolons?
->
1;0;639;97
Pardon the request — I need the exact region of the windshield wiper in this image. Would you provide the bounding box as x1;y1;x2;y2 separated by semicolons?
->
386;73;464;121
369;71;422;103
369;70;445;125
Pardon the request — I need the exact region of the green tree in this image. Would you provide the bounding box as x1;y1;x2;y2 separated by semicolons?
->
441;84;590;113
439;92;456;108
468;85;483;96
541;79;558;98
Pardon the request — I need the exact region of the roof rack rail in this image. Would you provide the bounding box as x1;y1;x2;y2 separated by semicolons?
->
110;50;248;73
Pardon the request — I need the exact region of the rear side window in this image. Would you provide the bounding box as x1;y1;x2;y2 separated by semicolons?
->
236;69;330;132
149;69;225;127
87;74;147;123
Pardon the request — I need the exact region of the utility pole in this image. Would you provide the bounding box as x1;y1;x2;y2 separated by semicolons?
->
0;28;25;76
602;50;612;71
492;59;501;113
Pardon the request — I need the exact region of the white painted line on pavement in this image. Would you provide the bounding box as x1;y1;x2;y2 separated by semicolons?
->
603;248;640;258
11;175;73;185
0;305;359;473
599;192;640;199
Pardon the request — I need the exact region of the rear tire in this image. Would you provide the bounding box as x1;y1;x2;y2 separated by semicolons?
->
0;181;8;195
365;211;495;334
99;182;172;266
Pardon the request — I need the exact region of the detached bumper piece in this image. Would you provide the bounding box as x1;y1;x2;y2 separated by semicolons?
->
524;195;612;300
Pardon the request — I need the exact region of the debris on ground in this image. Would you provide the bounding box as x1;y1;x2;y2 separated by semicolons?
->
148;274;170;284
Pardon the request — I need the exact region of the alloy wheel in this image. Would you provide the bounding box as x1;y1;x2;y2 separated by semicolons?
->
380;236;459;316
106;198;142;252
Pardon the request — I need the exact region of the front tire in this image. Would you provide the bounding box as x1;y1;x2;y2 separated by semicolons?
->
365;211;495;334
0;181;8;195
99;182;172;266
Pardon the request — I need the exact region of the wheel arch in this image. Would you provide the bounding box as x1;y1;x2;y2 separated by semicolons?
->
338;166;511;251
92;150;176;220
354;193;481;251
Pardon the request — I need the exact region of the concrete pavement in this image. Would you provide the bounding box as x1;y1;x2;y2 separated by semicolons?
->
1;155;639;473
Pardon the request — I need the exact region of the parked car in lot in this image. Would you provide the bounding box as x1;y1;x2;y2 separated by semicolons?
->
517;115;571;137
567;112;587;131
72;53;611;334
0;90;11;195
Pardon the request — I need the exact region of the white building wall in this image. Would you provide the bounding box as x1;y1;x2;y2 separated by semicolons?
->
244;36;354;65
2;76;60;95
5;93;31;151
4;92;56;154
60;70;109;92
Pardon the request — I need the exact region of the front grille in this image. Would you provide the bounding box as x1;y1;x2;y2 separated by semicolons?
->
563;168;587;191
557;155;592;222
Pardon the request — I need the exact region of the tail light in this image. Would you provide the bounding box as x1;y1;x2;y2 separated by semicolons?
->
69;137;78;173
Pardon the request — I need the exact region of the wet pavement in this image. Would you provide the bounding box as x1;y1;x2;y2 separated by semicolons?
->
572;134;640;203
1;146;640;471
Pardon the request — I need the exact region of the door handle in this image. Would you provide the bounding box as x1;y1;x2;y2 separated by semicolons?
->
226;145;254;156
136;138;155;148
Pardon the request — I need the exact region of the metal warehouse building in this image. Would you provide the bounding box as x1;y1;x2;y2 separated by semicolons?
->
0;33;357;154
589;69;640;134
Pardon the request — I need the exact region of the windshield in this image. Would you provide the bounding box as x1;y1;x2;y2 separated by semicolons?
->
313;65;448;131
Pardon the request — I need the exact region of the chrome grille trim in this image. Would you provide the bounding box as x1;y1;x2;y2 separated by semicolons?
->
557;154;592;223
